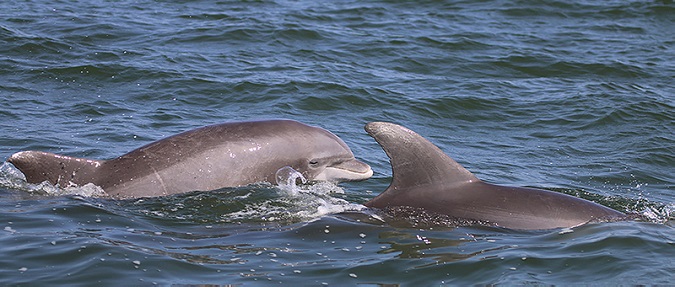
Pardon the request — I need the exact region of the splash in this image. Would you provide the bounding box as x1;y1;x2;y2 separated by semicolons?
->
276;166;365;218
640;204;674;224
224;166;367;222
275;166;308;196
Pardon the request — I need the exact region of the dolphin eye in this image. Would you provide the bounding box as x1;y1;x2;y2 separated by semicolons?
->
309;160;319;166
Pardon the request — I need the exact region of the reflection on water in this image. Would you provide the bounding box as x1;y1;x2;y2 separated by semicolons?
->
377;230;514;268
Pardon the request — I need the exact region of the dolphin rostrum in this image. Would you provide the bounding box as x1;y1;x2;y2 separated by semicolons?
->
7;120;373;198
364;122;625;230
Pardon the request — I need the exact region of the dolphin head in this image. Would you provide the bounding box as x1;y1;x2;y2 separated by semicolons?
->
308;155;373;182
291;122;373;183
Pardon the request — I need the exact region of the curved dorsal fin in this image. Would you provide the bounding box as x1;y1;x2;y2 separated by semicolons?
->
7;151;105;187
365;122;479;191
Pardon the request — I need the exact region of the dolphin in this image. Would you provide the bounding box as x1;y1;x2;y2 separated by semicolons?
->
7;120;373;198
364;122;625;230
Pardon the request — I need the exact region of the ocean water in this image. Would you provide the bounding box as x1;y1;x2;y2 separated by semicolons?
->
1;0;673;285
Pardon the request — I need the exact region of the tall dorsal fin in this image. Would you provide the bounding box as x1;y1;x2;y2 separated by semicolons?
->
365;122;479;191
7;151;105;187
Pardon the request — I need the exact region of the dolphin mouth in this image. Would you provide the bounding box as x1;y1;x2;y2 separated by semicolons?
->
315;159;373;182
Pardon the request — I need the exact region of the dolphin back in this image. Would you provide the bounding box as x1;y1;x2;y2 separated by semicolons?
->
364;121;626;229
8;151;104;188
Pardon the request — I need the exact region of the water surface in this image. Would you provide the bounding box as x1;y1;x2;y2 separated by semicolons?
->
1;0;673;285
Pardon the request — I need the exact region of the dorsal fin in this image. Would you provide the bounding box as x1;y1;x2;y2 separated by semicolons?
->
365;122;479;191
7;151;105;187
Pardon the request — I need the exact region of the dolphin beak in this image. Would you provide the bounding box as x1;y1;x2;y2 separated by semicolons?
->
315;159;373;182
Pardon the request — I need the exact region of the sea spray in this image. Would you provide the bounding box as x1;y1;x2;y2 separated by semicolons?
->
274;166;366;220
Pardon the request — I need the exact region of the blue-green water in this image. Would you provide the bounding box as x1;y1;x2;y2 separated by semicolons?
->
1;0;673;285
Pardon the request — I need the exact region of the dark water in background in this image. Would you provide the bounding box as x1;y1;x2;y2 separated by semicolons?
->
1;0;673;285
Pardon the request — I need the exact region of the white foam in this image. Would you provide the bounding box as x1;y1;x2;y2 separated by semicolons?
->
641;204;674;224
221;166;367;222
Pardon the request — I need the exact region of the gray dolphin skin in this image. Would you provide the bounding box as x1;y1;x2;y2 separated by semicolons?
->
7;120;373;198
364;122;625;230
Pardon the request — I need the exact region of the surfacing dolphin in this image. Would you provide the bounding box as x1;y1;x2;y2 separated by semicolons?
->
364;122;625;230
7;120;373;198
